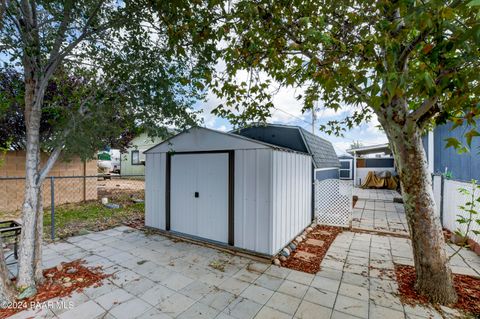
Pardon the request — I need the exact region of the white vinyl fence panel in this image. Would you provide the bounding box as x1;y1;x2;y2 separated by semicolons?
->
432;174;442;217
442;179;480;243
315;179;353;227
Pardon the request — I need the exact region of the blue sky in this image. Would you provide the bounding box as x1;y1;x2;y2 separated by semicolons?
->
196;87;388;155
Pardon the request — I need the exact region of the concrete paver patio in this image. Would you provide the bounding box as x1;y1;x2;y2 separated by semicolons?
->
5;226;480;319
353;188;401;202
352;188;409;236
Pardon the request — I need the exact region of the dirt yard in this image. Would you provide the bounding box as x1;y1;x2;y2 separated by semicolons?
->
97;177;145;200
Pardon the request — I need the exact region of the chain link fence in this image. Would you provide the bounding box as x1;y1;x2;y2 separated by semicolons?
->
0;175;145;243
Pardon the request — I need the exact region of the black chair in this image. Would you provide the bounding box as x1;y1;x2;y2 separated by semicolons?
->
0;220;22;264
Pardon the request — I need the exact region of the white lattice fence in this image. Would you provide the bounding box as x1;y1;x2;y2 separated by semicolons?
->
315;179;353;227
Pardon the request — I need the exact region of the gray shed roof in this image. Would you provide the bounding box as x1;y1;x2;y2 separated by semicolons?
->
144;126;310;155
233;124;340;169
298;128;340;169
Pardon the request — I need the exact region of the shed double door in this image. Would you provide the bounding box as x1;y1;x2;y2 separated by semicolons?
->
170;153;229;243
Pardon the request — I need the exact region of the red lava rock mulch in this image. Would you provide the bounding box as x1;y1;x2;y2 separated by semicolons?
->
281;225;343;274
443;228;453;242
395;264;480;316
0;259;110;319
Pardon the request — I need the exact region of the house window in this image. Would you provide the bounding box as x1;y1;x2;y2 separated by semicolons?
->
131;150;140;165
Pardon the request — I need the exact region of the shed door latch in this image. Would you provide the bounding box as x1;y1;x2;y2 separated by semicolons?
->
194;192;199;198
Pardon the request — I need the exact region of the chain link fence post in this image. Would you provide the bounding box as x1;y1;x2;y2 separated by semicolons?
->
50;176;55;241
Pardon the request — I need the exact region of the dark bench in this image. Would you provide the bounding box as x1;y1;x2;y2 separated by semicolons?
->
0;220;22;264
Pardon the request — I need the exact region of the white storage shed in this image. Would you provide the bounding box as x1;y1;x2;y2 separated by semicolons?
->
144;127;312;256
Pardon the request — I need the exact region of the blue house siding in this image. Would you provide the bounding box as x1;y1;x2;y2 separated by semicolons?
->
432;121;480;181
364;158;394;168
315;168;339;181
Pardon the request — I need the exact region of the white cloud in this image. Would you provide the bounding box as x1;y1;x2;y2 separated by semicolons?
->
364;115;383;134
217;125;228;132
269;86;307;123
193;68;388;155
197;91;223;126
332;141;352;155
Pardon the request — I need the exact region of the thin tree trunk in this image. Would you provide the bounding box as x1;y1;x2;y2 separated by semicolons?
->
0;236;15;308
15;0;69;293
17;80;41;290
34;185;44;284
389;129;457;304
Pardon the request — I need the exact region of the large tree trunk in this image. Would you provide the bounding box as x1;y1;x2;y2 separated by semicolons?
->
388;127;457;304
0;236;15;308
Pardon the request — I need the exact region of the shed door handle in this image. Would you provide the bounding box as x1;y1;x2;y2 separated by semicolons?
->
194;192;199;198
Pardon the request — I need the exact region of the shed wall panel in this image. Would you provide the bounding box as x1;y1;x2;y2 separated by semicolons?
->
271;151;312;254
234;149;272;255
145;153;166;229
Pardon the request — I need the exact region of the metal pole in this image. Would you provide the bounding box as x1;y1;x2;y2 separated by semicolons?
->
83;161;87;202
311;105;316;135
50;176;55;241
440;174;444;226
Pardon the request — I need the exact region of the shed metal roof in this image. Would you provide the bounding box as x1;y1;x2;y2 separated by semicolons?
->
144;126;310;156
233;124;340;169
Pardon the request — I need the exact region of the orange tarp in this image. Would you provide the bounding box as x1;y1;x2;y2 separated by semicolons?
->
361;171;398;190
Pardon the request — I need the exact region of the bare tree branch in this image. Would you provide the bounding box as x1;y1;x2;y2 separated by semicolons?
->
408;68;459;125
36;94;95;183
0;0;9;24
347;83;371;106
20;0;33;29
41;3;103;83
397;29;430;71
4;4;23;38
409;96;439;122
40;1;107;109
44;0;73;72
36;146;61;184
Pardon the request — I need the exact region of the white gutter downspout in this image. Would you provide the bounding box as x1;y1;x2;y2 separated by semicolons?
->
428;131;434;173
353;151;357;186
